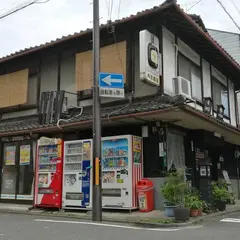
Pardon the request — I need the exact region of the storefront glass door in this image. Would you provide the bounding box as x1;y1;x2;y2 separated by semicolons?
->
0;140;34;201
17;142;34;200
1;143;18;199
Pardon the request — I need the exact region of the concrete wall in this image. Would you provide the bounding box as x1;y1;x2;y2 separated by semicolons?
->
1;109;38;120
60;50;77;107
40;54;58;92
148;177;165;210
162;26;176;96
231;179;240;200
219;178;240;200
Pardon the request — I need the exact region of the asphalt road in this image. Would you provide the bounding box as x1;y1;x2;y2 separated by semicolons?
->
0;212;240;240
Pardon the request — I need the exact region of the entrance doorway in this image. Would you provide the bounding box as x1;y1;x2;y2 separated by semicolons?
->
0;140;34;202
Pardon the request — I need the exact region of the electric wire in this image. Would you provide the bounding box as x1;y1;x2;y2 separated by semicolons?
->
216;0;240;31
0;0;50;20
229;0;240;16
117;0;122;19
186;0;203;12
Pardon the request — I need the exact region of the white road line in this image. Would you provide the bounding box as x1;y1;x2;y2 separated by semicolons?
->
34;219;180;232
220;218;240;223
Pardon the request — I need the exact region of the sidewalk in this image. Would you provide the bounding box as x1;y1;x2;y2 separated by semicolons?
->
0;201;240;227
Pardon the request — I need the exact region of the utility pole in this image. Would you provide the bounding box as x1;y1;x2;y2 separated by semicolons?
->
92;0;102;222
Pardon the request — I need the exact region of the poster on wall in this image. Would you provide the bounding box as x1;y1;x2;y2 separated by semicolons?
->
133;137;141;164
5;146;16;165
20;145;31;165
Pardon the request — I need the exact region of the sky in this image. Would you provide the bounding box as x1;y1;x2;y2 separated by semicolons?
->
0;0;239;58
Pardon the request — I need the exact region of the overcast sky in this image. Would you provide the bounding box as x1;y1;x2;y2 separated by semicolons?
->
0;0;239;58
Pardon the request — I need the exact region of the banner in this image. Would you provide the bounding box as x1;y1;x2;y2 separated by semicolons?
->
20;145;31;165
5;146;16;165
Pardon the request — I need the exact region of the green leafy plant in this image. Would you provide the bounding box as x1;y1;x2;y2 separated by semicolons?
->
161;168;188;207
184;194;203;209
212;180;231;202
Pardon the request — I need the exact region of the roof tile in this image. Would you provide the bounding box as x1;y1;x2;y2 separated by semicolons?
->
0;0;239;70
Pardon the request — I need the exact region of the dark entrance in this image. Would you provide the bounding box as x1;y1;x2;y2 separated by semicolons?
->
187;130;226;201
0;135;35;204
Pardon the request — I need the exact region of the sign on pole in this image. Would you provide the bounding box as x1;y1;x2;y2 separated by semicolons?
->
99;72;124;98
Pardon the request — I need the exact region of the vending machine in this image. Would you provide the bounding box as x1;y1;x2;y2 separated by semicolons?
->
62;139;92;209
101;135;143;210
34;137;63;209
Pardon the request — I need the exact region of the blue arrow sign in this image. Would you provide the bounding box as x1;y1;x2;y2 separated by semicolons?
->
99;73;124;89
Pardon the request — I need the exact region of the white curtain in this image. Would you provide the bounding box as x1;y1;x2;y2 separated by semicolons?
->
167;132;185;170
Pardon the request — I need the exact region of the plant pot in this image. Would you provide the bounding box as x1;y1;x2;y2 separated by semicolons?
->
164;204;178;217
198;208;203;216
215;200;226;211
190;209;199;217
174;208;190;221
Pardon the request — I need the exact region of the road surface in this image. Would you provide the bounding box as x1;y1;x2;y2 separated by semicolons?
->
0;211;240;240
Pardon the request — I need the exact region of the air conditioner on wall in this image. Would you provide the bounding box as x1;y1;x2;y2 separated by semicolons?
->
172;76;192;100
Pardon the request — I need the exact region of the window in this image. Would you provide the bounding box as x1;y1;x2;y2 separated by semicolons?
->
179;54;202;101
212;77;229;117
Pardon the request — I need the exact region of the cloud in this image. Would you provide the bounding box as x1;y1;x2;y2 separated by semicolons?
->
0;0;239;57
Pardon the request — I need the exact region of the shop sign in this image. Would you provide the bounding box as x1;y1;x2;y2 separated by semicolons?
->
1;135;31;143
139;29;161;86
38;137;62;146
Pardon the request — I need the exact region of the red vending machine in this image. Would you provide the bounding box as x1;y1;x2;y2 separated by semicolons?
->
34;137;63;209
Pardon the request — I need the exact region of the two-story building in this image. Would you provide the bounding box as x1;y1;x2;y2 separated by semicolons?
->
0;0;239;209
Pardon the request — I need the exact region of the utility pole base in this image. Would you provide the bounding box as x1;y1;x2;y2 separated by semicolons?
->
92;185;102;221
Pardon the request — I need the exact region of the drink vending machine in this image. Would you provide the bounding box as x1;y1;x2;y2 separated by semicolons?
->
61;135;143;210
34;137;63;208
62;139;92;209
101;135;143;210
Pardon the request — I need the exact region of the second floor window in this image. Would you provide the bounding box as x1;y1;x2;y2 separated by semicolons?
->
178;54;202;102
212;77;229;117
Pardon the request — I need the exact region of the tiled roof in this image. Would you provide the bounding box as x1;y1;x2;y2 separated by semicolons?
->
0;95;183;135
0;95;240;136
0;0;239;71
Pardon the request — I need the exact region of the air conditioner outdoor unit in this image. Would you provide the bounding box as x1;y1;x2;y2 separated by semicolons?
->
172;76;192;100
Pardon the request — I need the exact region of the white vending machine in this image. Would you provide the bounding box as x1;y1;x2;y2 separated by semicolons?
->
62;139;92;210
101;135;143;210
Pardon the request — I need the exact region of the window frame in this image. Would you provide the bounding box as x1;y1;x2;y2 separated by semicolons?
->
211;76;230;118
77;34;134;101
0;64;40;113
178;52;203;103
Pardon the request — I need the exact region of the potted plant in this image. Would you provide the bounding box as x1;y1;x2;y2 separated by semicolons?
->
161;173;180;217
198;200;205;216
212;180;231;211
172;169;190;221
187;196;202;217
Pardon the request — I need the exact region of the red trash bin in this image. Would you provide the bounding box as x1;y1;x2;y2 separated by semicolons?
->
137;179;154;212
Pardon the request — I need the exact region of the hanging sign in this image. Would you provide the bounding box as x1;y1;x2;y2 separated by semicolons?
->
20;145;31;165
5;146;16;165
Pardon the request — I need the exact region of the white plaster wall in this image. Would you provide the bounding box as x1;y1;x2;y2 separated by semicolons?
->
162;27;176;96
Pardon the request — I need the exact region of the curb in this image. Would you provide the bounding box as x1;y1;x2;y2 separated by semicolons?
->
0;207;239;228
